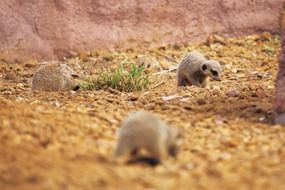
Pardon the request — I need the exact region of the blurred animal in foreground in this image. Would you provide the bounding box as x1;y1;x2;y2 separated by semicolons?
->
113;110;183;165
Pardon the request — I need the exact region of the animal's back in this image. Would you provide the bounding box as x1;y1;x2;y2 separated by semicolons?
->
178;51;206;73
118;111;167;147
32;63;64;91
114;111;168;159
32;63;77;91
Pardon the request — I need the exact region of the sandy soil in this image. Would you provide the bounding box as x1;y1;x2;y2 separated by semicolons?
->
1;34;285;190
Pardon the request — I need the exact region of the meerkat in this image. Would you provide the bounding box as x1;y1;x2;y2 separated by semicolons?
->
32;62;79;91
113;110;183;164
177;51;222;87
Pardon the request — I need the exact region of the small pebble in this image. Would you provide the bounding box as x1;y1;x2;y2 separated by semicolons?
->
226;89;240;97
197;99;206;105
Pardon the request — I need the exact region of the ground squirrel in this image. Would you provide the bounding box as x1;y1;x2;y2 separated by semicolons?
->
113;110;183;164
177;51;222;87
32;62;79;91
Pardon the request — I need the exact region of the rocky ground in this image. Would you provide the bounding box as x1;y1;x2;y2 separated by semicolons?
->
1;33;285;190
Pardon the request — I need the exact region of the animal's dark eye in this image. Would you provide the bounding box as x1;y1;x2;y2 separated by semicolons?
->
211;70;218;76
202;64;207;71
169;146;178;157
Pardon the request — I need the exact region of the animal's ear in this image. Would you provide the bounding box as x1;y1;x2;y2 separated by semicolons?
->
202;64;207;71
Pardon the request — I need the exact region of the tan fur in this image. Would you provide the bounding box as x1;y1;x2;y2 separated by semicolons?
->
32;62;78;91
177;51;222;87
113;111;182;163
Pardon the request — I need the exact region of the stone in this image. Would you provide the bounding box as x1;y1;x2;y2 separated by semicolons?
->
159;61;172;70
197;99;206;105
137;55;162;71
226;89;240;97
206;34;227;45
259;31;271;41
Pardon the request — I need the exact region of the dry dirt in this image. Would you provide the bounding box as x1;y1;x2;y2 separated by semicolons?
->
1;33;285;190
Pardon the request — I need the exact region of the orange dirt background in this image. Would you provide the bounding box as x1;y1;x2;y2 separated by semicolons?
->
1;34;285;190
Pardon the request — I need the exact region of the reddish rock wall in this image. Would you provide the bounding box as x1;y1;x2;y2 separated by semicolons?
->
0;0;283;62
275;2;285;124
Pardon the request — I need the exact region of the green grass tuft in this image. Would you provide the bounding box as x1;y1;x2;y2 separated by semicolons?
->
77;77;96;91
78;62;149;92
